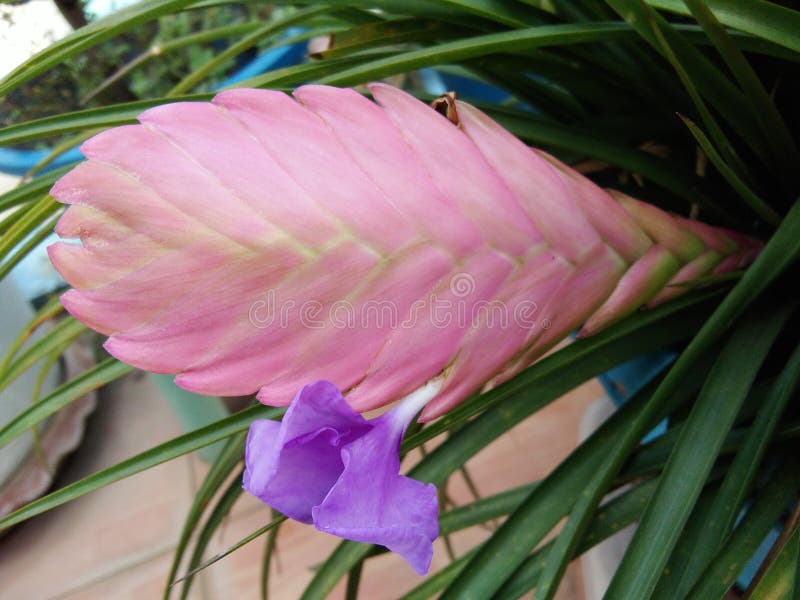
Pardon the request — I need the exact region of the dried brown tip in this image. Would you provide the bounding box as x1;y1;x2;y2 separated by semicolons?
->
430;91;460;126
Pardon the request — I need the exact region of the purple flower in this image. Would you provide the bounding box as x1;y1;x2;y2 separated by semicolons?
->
243;380;440;575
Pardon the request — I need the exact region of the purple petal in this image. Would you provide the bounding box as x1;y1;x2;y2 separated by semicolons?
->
243;381;370;523
312;411;439;575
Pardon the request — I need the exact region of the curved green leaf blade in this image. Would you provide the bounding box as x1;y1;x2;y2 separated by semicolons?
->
0;405;283;530
657;343;800;597
749;526;800;600
603;301;794;599
680;115;780;226
682;0;800;184
177;472;244;599
164;430;247;599
687;458;800;600
0;317;86;396
0;357;133;450
317;22;636;86
0;0;199;97
646;0;800;53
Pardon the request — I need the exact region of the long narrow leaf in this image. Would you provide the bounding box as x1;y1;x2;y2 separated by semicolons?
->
317;23;636;86
681;115;780;226
0;167;71;213
0;357;132;450
0;97;208;147
0;294;64;376
603;300;795;598
0;317;86;396
682;0;800;184
0;0;199;96
605;0;768;163
0;211;61;281
646;6;753;189
169;6;330;95
437;356;707;598
647;0;800;53
673;342;800;596
748;526;800;600
0;405;283;530
174;513;286;590
177;473;244;599
164;430;247;599
0;195;60;264
687;457;800;600
260;509;284;600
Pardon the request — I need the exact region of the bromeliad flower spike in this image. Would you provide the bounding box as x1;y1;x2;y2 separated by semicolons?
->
48;83;760;573
47;83;759;420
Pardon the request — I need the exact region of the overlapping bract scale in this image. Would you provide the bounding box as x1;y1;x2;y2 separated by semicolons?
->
49;83;760;419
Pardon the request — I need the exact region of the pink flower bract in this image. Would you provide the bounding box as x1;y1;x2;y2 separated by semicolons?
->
48;83;759;419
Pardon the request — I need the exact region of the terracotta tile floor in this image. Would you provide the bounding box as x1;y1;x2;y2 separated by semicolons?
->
0;371;602;599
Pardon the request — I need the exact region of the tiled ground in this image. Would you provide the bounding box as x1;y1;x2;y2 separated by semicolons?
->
0;371;602;599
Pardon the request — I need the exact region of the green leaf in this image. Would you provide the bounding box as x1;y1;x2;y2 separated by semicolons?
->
680;115;780;226
229;51;399;90
174;512;286;592
177;472;244;599
0;167;71;213
604;0;769;164
437;356;706;598
0;0;200;97
0;317;86;397
0;211;61;281
0;404;283;530
469;64;587;121
603;301;794;599
164;430;247;599
0;97;208;147
406;476;660;600
657;342;800;597
344;559;364;600
0;195;60;266
686;457;800;600
681;0;800;187
646;0;800;53
261;509;283;600
0;357;133;450
439;483;537;534
499;475;677;600
316;22;637;86
0;294;64;377
168;6;331;95
400;545;482;600
287;0;549;28
749;526;800;600
25;130;98;179
645;6;754;190
316;18;469;60
533;438;624;599
432;0;550;28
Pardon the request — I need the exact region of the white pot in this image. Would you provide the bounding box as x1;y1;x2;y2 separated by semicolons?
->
0;276;59;489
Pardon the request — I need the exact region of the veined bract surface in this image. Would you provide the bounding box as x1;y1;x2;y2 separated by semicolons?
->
48;83;759;419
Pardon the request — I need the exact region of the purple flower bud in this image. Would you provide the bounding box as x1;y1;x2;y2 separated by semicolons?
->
243;380;440;574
